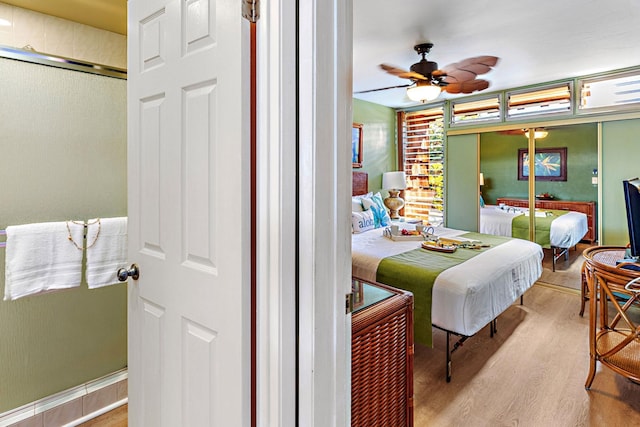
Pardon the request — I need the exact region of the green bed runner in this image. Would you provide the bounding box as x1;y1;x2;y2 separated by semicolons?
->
375;232;511;347
511;209;568;248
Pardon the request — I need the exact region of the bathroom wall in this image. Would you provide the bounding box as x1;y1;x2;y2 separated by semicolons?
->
0;1;126;69
0;4;127;415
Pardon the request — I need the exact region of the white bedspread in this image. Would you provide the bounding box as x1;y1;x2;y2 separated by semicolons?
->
480;206;588;248
352;224;543;336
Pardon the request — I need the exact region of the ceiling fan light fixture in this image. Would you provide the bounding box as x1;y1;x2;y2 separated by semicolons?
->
406;81;441;103
524;129;548;139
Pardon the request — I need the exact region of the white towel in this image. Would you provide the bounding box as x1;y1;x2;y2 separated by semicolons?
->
85;217;128;289
4;221;84;300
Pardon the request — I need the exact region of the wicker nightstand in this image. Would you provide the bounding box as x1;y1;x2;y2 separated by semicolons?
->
351;278;414;427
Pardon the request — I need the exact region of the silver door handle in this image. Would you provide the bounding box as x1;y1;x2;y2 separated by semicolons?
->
117;264;140;281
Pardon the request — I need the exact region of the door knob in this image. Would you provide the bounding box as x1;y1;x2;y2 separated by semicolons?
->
117;264;140;281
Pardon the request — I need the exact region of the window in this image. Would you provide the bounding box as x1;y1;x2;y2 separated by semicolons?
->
399;107;444;225
579;70;640;112
506;83;572;119
450;95;501;125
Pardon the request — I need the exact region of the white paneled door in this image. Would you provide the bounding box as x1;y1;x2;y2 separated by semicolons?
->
127;0;251;425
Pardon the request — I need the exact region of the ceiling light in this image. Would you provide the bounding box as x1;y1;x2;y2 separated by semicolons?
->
524;129;548;139
406;81;441;103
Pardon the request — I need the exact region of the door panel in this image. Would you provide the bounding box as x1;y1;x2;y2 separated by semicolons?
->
446;134;480;231
128;0;250;425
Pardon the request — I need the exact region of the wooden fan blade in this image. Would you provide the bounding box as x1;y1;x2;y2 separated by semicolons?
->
379;63;428;81
437;56;499;83
497;129;526;135
454;55;499;69
442;79;490;94
353;84;412;94
441;69;478;84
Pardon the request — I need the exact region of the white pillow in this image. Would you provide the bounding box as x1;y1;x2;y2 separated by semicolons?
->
352;197;364;212
351;192;372;212
351;209;375;233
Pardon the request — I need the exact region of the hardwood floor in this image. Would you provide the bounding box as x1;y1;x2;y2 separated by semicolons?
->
413;284;640;426
84;285;640;427
538;242;593;291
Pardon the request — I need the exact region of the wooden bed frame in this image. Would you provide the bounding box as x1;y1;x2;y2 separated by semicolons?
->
352;171;369;196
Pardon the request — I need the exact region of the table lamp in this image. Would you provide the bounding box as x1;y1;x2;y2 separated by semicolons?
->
382;171;407;219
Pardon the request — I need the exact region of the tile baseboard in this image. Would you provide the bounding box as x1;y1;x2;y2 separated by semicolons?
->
0;369;127;427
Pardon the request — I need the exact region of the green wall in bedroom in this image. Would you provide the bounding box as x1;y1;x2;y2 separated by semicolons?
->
480;123;598;205
353;98;397;194
601;118;640;246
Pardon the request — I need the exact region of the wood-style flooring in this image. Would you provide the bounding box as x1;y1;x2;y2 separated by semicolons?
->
413;284;640;426
85;285;640;427
538;242;593;291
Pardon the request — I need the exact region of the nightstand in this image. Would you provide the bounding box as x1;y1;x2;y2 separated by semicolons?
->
351;278;414;427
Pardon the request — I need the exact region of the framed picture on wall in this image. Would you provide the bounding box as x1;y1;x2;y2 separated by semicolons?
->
352;123;363;168
518;147;567;181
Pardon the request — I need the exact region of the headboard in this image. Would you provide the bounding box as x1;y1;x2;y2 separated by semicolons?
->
352;171;368;196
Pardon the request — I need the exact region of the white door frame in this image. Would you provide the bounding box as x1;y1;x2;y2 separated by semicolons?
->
256;0;352;425
255;1;296;425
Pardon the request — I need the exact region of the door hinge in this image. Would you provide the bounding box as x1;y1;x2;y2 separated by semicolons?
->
242;0;260;23
345;292;355;315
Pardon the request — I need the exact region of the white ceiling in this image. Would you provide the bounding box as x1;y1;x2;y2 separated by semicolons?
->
353;0;640;108
5;0;640;110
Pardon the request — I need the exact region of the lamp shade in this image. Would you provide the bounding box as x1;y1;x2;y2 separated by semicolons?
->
479;173;484;186
406;81;441;103
382;171;407;190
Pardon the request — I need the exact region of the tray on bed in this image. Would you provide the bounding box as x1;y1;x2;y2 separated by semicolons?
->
385;233;425;241
421;241;457;253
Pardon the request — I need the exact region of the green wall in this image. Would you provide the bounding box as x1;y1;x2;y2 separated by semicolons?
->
480;124;598;205
602;119;640;245
353;98;397;194
0;58;127;412
356;94;640;247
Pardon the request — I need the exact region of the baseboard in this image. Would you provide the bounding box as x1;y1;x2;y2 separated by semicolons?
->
0;368;127;427
62;398;128;427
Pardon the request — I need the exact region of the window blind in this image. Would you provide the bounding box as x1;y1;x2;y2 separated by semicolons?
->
506;83;572;118
399;107;445;225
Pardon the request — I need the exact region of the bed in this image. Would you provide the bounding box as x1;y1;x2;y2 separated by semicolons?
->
480;205;588;271
351;172;544;381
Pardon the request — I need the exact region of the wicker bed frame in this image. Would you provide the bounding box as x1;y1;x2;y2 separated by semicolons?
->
351;171;525;382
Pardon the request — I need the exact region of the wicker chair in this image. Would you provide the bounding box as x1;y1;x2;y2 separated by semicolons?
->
584;247;640;389
579;261;589;316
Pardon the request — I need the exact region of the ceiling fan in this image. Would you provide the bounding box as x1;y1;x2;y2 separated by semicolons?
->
355;43;499;102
